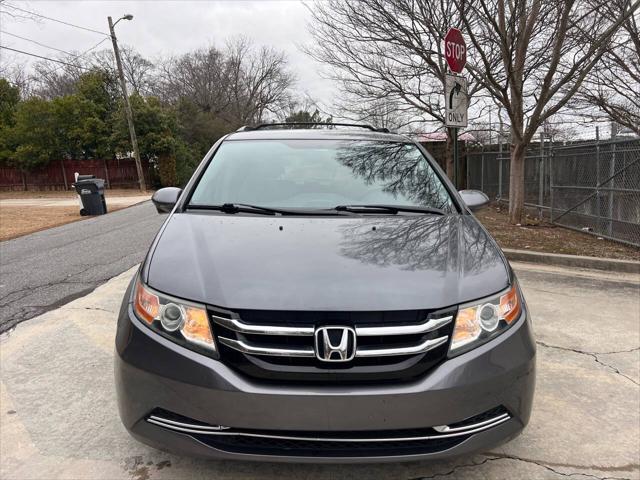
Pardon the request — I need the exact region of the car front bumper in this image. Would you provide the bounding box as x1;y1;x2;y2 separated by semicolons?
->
115;284;536;463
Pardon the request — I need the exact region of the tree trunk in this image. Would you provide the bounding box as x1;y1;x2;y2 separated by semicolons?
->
508;142;526;224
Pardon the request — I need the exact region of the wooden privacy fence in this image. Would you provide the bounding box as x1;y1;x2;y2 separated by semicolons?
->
0;158;151;190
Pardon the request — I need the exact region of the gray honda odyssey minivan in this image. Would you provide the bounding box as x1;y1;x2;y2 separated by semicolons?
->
115;124;536;462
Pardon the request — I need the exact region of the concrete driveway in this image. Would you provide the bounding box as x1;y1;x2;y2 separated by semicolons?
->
1;262;638;480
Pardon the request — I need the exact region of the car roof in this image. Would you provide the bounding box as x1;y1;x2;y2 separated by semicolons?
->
224;128;412;143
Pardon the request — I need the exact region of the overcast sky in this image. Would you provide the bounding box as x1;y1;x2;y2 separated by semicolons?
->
0;1;615;137
0;0;337;108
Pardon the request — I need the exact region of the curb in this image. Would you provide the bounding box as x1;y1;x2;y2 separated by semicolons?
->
503;248;640;274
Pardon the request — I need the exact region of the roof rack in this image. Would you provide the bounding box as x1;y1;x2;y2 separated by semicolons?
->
238;123;391;133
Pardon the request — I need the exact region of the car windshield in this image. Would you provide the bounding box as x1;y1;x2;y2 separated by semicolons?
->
188;139;456;213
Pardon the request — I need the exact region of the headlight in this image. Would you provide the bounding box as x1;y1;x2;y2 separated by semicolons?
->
133;279;218;357
449;284;522;355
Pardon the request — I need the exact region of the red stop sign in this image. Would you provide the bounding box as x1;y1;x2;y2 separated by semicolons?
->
444;28;466;73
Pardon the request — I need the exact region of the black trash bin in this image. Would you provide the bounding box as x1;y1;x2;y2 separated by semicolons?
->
73;178;107;216
76;174;95;182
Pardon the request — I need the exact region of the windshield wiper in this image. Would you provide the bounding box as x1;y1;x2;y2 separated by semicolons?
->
333;204;446;215
188;203;285;215
188;203;348;216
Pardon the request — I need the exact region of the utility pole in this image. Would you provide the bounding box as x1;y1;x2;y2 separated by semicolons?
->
108;15;146;191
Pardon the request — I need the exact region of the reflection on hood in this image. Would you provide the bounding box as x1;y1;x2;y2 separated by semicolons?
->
339;215;502;274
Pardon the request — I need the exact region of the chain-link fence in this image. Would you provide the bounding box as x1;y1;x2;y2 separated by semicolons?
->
467;137;640;247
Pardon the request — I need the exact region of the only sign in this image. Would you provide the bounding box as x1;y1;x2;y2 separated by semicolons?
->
444;28;466;74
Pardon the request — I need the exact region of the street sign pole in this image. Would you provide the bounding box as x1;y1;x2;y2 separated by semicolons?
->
445;73;467;188
444;27;467;189
453;127;458;188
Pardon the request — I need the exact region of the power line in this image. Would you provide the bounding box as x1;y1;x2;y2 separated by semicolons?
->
0;45;91;70
0;30;75;56
57;37;110;63
0;3;110;37
46;37;110;73
76;37;110;58
0;34;109;74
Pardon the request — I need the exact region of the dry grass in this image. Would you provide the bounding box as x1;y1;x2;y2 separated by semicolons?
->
0;205;125;241
476;203;640;261
0;189;147;241
0;189;153;200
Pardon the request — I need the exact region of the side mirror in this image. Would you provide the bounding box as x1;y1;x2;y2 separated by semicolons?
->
459;189;490;211
152;187;182;213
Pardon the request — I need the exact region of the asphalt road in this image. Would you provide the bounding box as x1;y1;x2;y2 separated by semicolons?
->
0;201;164;333
1;262;638;479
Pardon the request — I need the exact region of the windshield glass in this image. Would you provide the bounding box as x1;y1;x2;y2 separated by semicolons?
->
189;139;456;212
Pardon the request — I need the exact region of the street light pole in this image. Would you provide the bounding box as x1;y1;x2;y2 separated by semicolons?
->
108;15;146;191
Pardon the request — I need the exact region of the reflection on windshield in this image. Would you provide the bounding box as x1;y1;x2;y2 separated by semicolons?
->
335;142;453;211
189;140;455;212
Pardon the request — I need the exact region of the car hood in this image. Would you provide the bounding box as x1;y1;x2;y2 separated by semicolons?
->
146;212;509;311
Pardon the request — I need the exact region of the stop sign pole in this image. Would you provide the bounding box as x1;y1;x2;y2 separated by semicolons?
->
444;27;467;189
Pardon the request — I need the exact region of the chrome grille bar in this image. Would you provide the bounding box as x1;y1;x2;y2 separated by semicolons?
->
212;315;452;337
355;316;452;337
212;315;314;336
355;336;449;357
218;335;449;358
218;337;315;357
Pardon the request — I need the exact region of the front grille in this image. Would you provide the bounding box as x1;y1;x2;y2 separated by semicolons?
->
146;406;510;458
210;306;455;384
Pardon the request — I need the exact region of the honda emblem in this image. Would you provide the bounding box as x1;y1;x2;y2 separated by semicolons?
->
314;326;357;362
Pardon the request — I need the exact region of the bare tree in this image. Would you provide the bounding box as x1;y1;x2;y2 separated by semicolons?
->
281;93;321;119
540;119;581;143
20;52;102;99
155;38;294;126
225;37;295;124
574;0;639;135
0;61;33;97
92;46;155;96
460;0;640;223
0;0;75;99
30;61;86;99
339;97;418;131
155;45;232;113
305;0;484;178
279;93;336;124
